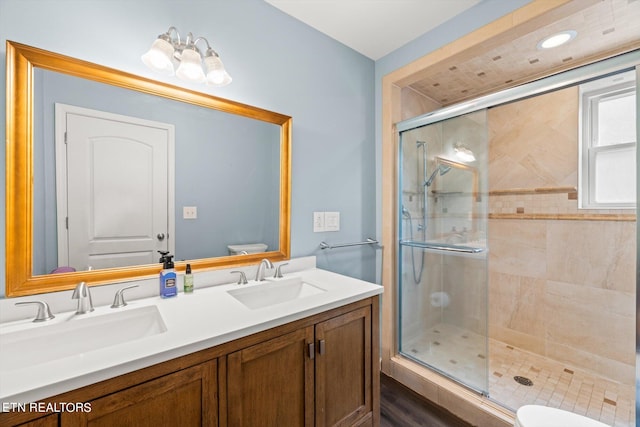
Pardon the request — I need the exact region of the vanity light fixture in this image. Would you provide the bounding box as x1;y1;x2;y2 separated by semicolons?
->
453;143;476;162
142;26;232;87
537;30;577;50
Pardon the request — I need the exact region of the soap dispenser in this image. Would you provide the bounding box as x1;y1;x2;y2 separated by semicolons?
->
158;251;177;298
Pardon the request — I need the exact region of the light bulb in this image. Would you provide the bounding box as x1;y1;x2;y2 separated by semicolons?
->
537;30;577;50
204;54;232;87
454;144;476;162
176;48;205;83
141;38;175;76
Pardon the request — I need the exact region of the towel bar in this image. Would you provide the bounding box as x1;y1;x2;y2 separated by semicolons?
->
319;238;378;250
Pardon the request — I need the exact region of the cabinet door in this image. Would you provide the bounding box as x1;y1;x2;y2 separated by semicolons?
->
225;326;315;427
315;306;372;427
14;414;59;427
61;361;217;427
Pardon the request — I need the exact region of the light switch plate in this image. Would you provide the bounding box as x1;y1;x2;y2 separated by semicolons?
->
313;212;325;232
183;206;197;219
325;212;340;231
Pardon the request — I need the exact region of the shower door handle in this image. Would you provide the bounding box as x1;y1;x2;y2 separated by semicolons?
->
422;243;483;253
402;241;484;253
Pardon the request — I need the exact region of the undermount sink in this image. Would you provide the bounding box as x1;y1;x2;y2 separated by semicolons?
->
0;305;166;371
227;276;326;310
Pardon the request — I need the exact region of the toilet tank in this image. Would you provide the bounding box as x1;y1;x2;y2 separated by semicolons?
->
227;243;268;255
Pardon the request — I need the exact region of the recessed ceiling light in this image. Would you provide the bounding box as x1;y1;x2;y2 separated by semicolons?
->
537;30;577;50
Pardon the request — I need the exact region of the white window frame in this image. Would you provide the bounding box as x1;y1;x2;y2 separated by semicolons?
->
579;71;636;209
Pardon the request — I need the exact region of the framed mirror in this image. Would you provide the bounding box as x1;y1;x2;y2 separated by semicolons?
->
6;41;292;297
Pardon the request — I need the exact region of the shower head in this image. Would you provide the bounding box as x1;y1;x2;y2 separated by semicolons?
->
416;140;426;147
440;165;452;176
424;164;452;187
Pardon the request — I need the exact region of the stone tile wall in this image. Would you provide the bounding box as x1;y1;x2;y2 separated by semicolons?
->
487;86;636;385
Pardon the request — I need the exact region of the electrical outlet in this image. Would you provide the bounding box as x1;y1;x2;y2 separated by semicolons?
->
325;212;340;231
313;212;325;232
183;206;197;219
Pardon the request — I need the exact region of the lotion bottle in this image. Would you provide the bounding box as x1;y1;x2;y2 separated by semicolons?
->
158;251;177;298
183;263;194;294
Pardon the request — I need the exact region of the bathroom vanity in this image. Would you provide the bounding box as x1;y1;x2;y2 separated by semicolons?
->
1;41;382;426
0;264;381;427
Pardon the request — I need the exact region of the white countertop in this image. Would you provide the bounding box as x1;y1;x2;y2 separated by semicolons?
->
0;260;382;404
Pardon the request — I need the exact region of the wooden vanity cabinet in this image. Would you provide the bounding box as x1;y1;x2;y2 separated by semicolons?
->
223;326;316;426
12;414;58;427
222;304;375;427
1;358;218;427
60;361;217;427
315;306;372;427
0;296;379;427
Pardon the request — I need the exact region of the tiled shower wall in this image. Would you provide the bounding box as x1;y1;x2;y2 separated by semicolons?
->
487;86;636;385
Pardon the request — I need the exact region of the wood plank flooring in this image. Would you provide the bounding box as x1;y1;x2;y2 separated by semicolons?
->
380;374;473;427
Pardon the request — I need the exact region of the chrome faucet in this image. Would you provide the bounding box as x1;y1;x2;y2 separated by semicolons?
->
72;282;94;315
255;259;274;281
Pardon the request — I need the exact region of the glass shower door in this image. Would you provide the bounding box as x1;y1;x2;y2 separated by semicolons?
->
398;110;489;393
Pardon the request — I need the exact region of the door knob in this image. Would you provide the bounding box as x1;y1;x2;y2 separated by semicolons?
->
157;233;165;241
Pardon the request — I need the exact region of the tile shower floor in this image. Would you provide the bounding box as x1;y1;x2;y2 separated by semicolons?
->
403;324;635;427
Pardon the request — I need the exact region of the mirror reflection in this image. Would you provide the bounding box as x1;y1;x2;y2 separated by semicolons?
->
430;156;480;243
5;41;291;297
32;69;281;276
399;109;485;248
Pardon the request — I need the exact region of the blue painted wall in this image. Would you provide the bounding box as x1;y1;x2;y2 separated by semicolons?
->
0;0;376;296
0;0;532;297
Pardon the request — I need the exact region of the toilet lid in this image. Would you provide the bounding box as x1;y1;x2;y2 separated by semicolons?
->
516;405;610;427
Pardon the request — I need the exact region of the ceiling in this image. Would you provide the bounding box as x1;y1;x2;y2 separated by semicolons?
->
406;0;640;106
265;0;640;109
263;0;480;60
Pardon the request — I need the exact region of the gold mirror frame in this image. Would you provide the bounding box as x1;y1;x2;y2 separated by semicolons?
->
5;41;291;297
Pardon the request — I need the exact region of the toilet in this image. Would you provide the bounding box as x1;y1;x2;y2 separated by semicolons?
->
227;243;268;255
515;405;610;427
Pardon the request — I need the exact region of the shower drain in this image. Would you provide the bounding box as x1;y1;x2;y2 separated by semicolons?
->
514;376;534;386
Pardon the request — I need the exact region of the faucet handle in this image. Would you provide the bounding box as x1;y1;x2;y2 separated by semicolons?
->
273;263;289;279
111;285;139;309
15;301;55;322
231;270;248;285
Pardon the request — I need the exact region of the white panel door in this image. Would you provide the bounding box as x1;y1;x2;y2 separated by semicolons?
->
57;104;175;271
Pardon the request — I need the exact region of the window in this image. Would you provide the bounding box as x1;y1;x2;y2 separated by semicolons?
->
579;70;637;209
